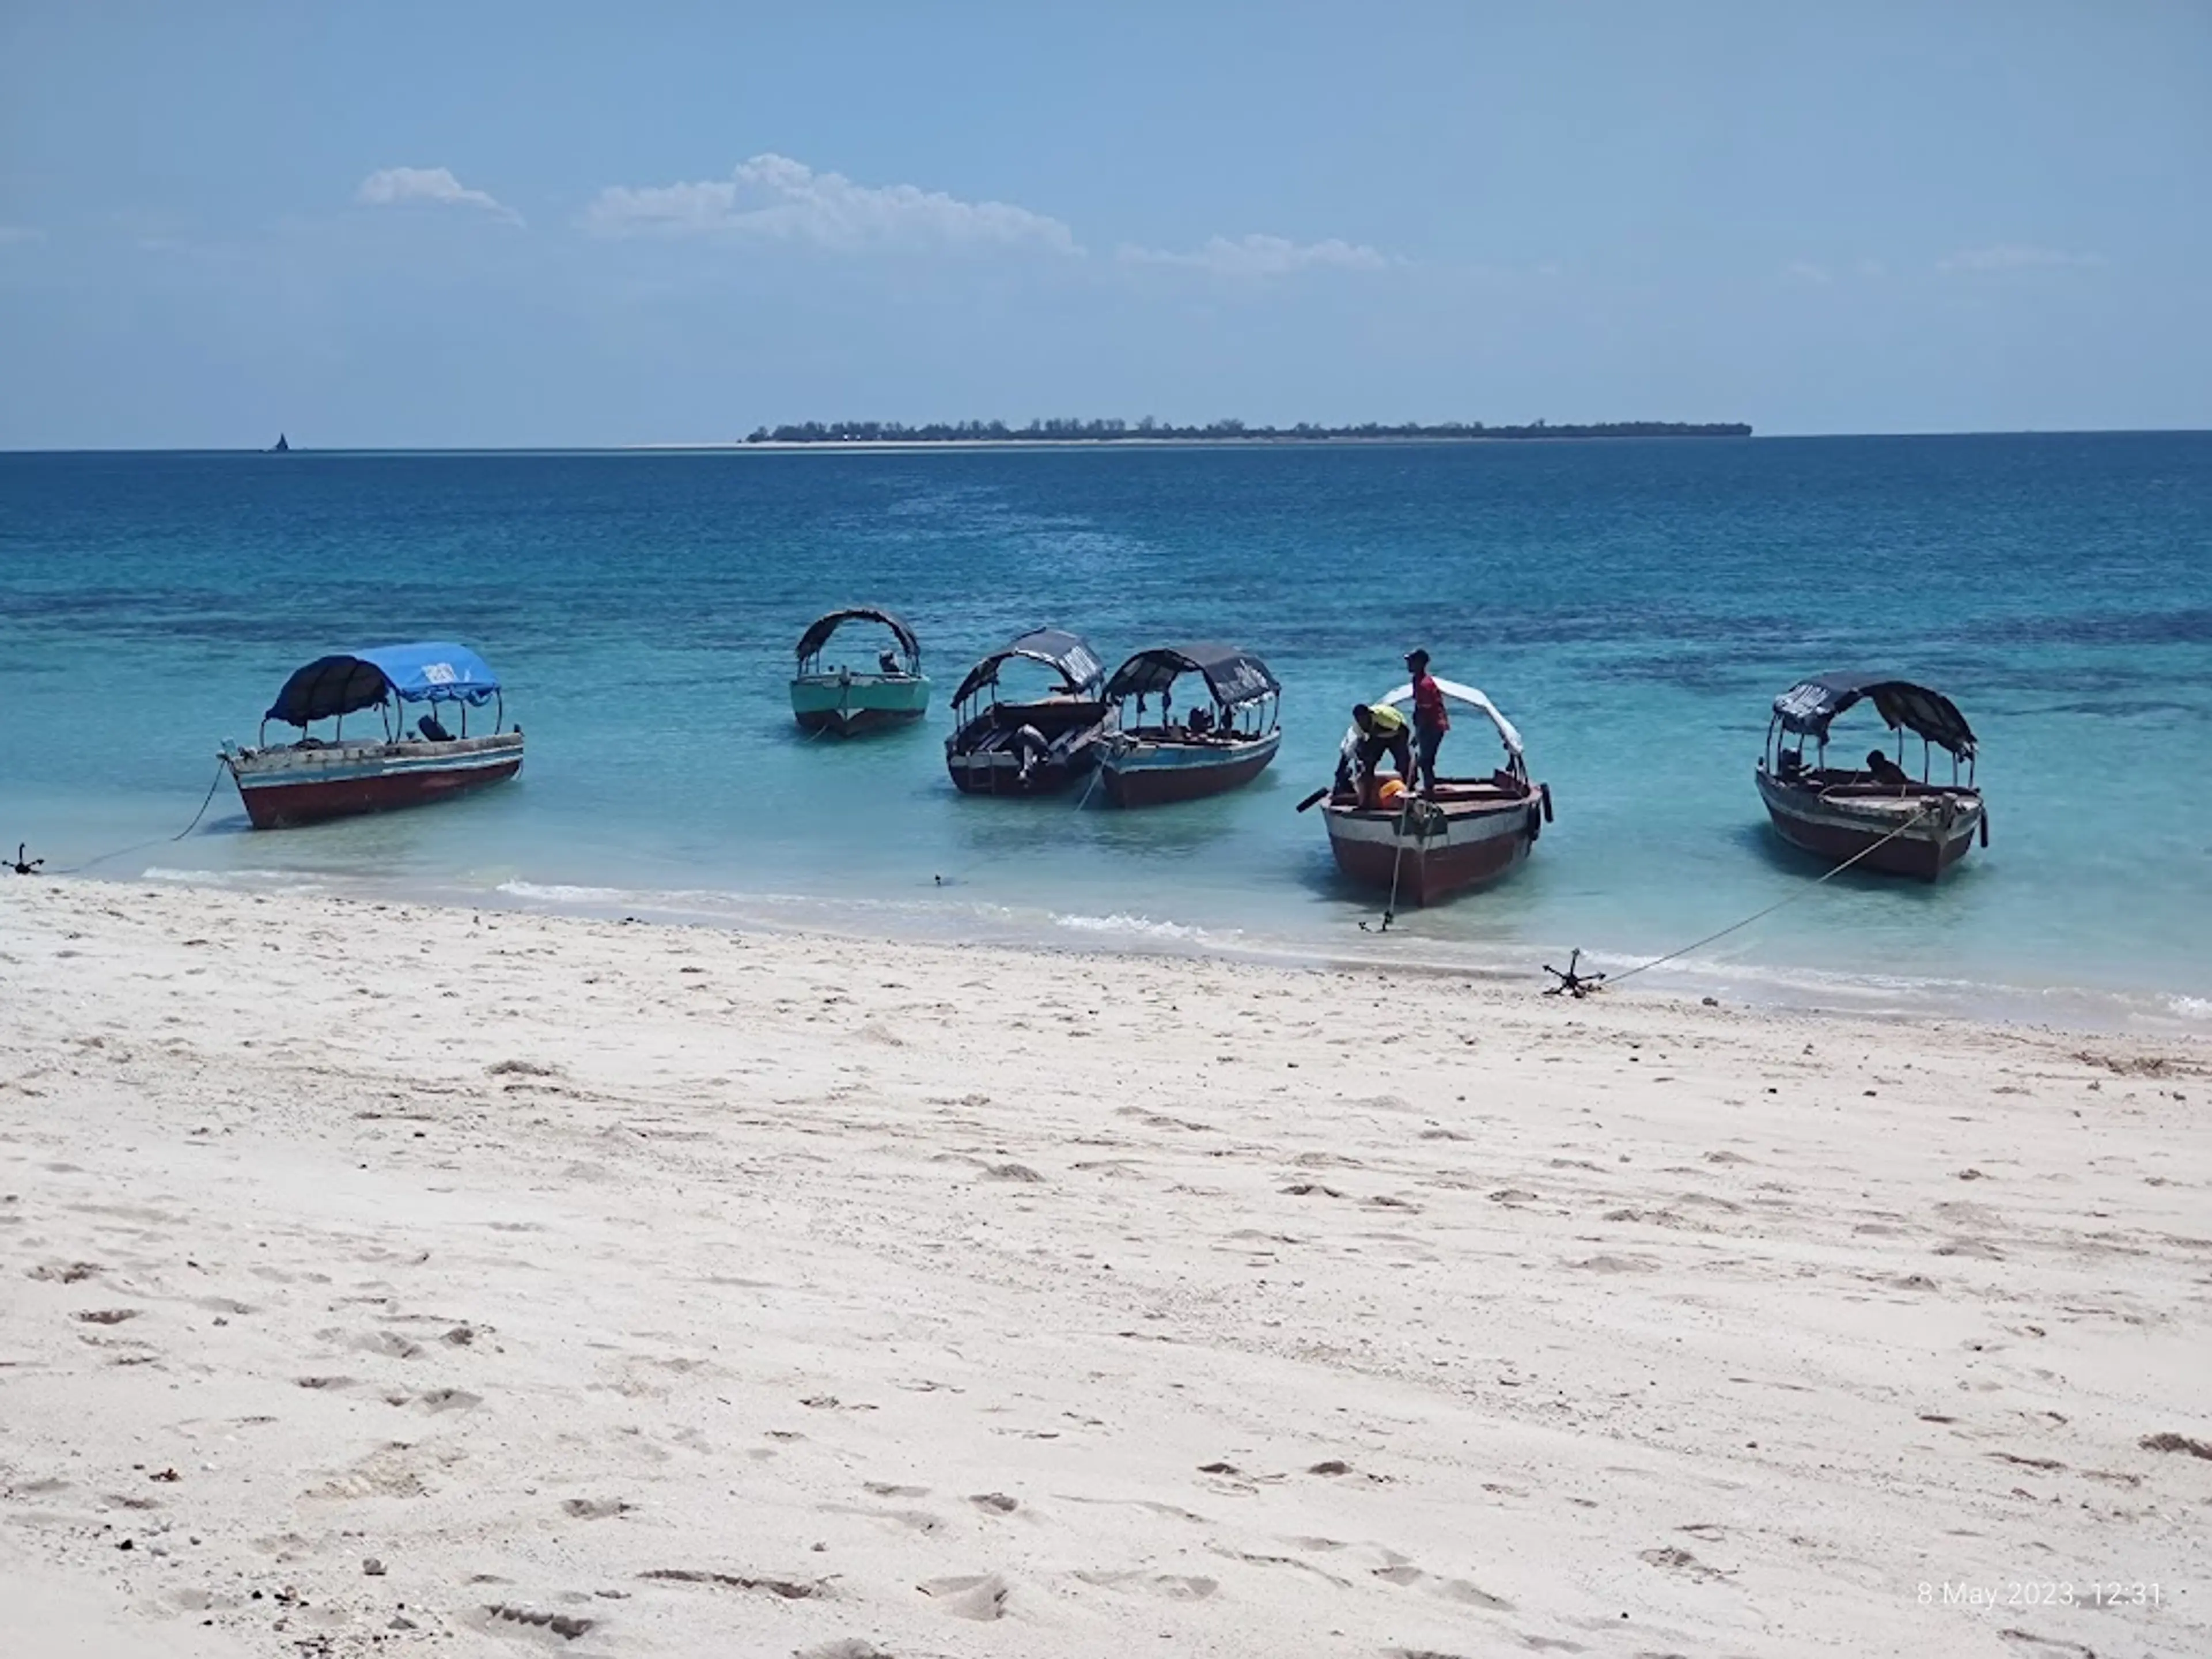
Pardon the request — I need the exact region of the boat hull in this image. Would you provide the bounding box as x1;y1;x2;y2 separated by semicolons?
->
1100;730;1281;806
791;672;931;737
945;737;1103;797
1323;785;1543;905
1756;769;1982;880
225;733;523;830
946;702;1110;797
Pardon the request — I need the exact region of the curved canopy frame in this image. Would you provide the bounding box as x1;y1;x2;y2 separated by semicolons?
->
1373;676;1525;757
952;627;1105;707
264;642;502;728
1772;673;1975;757
795;607;921;669
1105;642;1279;710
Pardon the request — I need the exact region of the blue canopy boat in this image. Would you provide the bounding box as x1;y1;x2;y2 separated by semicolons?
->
220;642;524;829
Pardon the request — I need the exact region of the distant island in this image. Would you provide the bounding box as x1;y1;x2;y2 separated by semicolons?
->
741;417;1751;445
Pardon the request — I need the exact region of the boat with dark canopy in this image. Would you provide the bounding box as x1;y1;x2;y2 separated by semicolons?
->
1098;643;1282;806
1315;677;1551;905
1756;672;1985;878
220;642;523;829
790;606;931;736
944;627;1109;796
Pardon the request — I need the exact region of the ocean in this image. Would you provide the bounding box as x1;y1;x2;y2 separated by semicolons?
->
4;436;2209;1031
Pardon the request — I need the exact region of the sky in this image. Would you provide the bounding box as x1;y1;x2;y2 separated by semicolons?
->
1;2;2207;446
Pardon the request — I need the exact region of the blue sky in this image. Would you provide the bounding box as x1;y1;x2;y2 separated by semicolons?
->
1;2;2206;446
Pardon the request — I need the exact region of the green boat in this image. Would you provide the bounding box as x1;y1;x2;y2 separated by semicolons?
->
790;607;931;737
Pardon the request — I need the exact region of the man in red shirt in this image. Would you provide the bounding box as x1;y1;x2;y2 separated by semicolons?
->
1406;648;1449;794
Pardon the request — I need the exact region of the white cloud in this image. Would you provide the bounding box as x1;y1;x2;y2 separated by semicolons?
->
0;224;47;245
357;166;521;225
1937;244;2104;273
580;153;1080;255
1789;257;1892;284
1118;232;1392;277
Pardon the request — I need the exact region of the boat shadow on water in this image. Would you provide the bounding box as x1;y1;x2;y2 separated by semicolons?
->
183;771;535;880
1726;818;1987;901
1283;833;1561;929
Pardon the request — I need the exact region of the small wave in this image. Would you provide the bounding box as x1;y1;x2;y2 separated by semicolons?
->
1562;945;2212;1033
1052;911;1221;943
139;865;326;888
496;879;638;904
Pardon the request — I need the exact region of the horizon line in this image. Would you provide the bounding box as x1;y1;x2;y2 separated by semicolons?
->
6;426;2211;456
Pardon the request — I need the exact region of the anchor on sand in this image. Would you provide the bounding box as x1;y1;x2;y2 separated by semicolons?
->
1541;948;1606;998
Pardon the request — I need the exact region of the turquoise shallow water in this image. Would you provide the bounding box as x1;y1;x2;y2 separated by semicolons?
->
4;437;2210;1030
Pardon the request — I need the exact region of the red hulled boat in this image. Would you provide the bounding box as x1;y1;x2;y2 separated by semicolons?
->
1316;677;1551;906
1756;673;1985;880
221;642;523;830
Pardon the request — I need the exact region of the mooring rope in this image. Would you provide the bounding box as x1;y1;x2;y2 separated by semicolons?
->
1376;787;1417;929
37;759;232;877
1601;801;1937;987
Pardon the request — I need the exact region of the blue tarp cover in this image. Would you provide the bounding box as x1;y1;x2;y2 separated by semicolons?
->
265;642;502;726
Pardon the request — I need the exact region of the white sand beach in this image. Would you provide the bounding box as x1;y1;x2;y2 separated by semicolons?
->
2;877;2206;1658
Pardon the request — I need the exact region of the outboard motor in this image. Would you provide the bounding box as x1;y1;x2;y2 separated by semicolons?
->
1010;724;1050;783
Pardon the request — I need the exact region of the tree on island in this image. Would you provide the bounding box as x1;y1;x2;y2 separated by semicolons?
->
741;416;1751;444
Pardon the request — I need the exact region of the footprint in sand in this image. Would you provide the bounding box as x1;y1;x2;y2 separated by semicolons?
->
827;1503;945;1536
638;1568;823;1599
917;1573;1009;1620
562;1497;632;1520
1075;1570;1217;1600
486;1059;564;1080
1571;1254;1661;1274
479;1603;593;1641
1638;1545;1726;1582
26;1261;100;1283
1371;1563;1513;1609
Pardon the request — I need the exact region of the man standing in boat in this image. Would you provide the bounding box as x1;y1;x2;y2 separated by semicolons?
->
1406;648;1449;794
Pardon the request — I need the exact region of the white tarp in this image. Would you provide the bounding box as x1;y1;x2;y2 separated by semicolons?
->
1373;676;1525;757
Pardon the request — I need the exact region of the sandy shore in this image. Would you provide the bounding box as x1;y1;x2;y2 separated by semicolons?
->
2;878;2206;1658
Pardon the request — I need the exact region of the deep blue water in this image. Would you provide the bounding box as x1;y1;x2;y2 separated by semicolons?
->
4;437;2210;1028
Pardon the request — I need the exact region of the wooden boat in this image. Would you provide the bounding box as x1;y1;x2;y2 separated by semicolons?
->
944;628;1109;796
1099;643;1282;806
1756;673;1985;880
790;606;931;736
221;642;522;830
1317;678;1551;906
